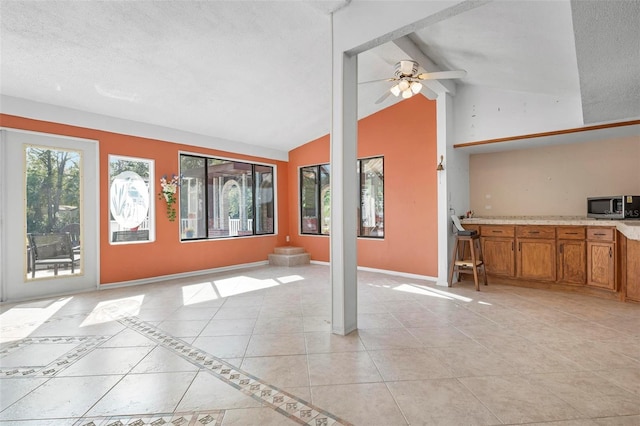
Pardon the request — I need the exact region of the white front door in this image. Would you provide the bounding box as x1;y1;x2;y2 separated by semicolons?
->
0;129;99;302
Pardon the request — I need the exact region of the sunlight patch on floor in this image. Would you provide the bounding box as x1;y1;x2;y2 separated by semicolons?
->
393;283;474;302
276;274;304;284
213;276;279;298
183;282;219;306
82;295;145;326
0;297;72;342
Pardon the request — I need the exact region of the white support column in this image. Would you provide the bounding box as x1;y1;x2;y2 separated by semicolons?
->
330;35;358;335
436;93;452;287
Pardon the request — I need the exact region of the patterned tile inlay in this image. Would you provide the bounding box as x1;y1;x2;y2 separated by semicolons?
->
0;335;109;377
74;410;224;426
117;316;353;426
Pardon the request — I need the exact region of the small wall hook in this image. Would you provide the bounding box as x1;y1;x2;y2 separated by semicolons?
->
436;155;444;171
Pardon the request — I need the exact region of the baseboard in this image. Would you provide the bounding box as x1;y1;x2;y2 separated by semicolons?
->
99;261;269;290
101;260;438;291
310;260;437;282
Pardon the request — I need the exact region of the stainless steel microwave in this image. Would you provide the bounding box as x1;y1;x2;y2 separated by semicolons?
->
587;195;640;219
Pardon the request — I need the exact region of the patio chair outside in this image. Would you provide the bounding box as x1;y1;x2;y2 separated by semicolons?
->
27;232;75;278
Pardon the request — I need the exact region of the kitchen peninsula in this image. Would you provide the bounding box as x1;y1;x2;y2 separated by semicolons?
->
460;217;640;302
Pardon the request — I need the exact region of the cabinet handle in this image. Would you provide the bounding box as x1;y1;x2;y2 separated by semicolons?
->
595;233;606;236
511;241;514;251
528;231;540;234
609;247;612;258
560;244;563;254
566;232;578;235
491;230;502;234
518;242;522;251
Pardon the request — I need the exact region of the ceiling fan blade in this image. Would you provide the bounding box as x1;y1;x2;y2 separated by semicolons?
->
417;70;467;80
359;77;396;85
374;91;392;104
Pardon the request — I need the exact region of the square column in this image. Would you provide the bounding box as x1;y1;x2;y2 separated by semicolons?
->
330;49;358;335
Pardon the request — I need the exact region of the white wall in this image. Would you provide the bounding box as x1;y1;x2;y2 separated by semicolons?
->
452;85;583;144
1;95;288;161
469;136;640;217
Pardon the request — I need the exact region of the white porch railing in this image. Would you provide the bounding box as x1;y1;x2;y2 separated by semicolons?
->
228;218;253;236
179;217;253;237
110;217;150;232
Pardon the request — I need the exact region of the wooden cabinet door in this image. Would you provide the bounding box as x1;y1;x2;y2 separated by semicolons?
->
482;237;515;277
558;240;586;284
624;238;640;302
587;241;615;290
517;238;556;281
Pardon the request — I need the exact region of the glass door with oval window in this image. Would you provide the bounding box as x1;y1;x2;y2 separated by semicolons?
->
1;129;98;301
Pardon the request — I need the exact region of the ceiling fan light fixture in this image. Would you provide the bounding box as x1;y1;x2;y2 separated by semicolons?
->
390;84;401;97
410;81;423;94
402;89;413;99
398;79;410;92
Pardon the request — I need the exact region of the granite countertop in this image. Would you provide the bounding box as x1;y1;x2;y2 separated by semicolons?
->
461;216;640;241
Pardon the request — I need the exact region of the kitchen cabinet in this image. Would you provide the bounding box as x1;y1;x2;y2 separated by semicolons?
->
481;225;515;277
516;226;556;282
586;227;616;291
623;236;640;302
557;227;586;285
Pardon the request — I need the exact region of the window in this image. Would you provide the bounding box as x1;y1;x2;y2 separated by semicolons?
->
359;157;384;237
26;145;83;278
179;154;274;240
300;165;330;235
108;155;155;244
300;157;384;238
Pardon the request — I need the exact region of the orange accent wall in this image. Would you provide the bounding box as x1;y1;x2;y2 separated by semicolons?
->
1;114;289;284
287;96;439;277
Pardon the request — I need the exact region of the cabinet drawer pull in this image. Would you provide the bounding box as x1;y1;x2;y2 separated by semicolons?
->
566;232;578;235
594;233;606;236
491;230;502;233
528;231;540;234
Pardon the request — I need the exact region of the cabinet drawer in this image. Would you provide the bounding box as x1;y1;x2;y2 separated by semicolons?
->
557;227;585;240
481;225;515;237
587;227;615;241
516;226;555;239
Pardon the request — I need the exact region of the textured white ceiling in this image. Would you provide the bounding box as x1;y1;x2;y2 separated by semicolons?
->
1;0;638;154
571;0;640;123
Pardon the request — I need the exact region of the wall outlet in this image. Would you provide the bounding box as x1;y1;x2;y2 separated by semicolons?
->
286;235;290;242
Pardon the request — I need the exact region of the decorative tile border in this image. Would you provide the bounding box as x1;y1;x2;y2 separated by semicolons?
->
0;335;109;378
74;410;224;426
117;316;353;426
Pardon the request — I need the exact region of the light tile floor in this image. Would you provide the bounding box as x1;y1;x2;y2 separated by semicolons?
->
1;264;639;425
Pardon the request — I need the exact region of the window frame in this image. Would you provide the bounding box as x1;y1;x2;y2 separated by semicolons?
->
299;156;384;239
179;152;276;241
108;154;155;245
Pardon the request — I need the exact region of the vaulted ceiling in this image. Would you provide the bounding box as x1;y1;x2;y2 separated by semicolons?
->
1;1;638;153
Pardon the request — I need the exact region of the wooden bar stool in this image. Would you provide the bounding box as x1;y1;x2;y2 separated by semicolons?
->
448;233;488;291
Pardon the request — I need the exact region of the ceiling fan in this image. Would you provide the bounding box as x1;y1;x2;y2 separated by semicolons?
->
362;60;467;104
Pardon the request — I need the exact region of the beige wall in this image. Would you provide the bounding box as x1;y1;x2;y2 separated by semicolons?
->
469;137;640;217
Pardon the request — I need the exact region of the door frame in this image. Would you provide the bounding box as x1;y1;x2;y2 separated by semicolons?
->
0;128;100;302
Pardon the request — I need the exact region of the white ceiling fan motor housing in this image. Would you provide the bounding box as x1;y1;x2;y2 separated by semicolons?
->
396;60;419;78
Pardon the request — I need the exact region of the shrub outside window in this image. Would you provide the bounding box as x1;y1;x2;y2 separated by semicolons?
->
180;154;275;240
300;157;383;238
